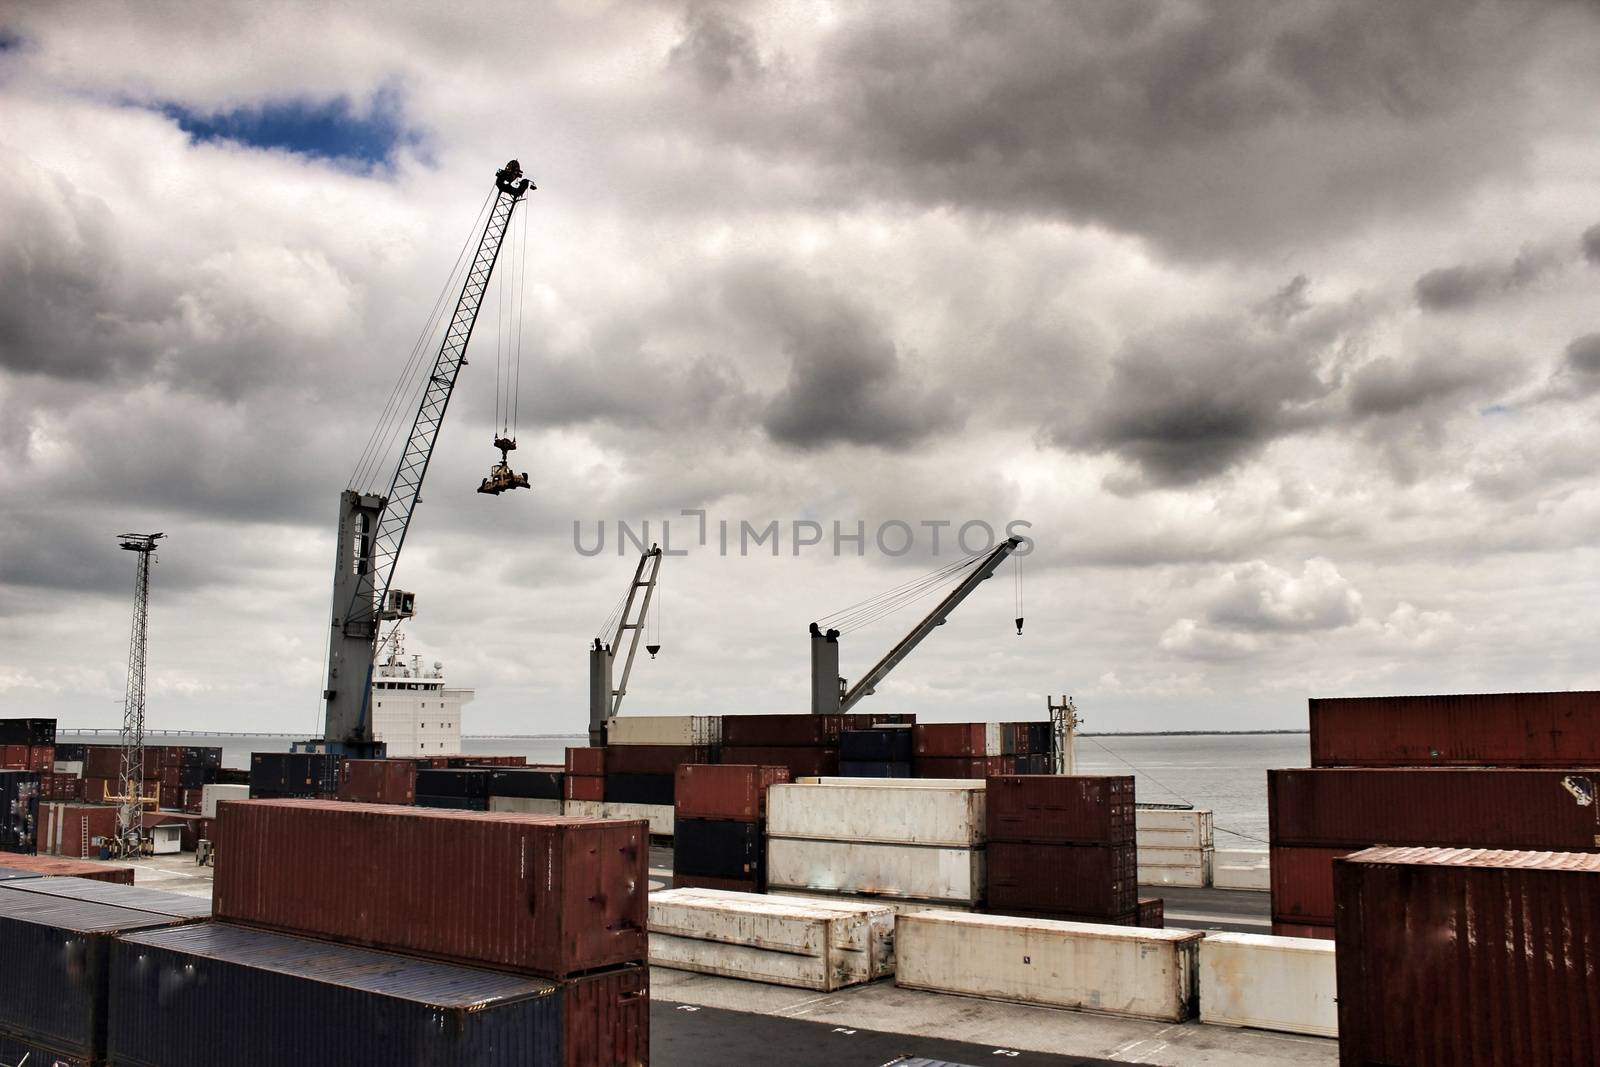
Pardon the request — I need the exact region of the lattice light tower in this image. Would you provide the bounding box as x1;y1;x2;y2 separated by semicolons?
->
115;532;164;856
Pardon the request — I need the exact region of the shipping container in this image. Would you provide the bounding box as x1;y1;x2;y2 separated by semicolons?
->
766;838;984;904
1271;846;1357;925
0;853;134;883
719;745;838;779
1198;932;1337;1037
566;747;606;776
605;714;721;747
1309;690;1600;767
416;795;489;810
767;781;985;847
200;782;250;819
0;1030;93;1067
1134;808;1213;848
0;891;191;1059
673;818;764;881
1269;767;1600;849
1137;897;1164;929
108;923;648;1067
1;875;211;918
674;764;789;821
214;800;648;978
987;841;1136;918
837;760;912;778
565;774;605;801
82;746;130;780
334;759;417;805
0;866;42;882
490;796;564;815
248;752;339;798
1272;921;1334;940
1214;849;1271;891
1136;848;1213;888
414;767;490;799
603;772;674;805
595;801;674;837
0;718;56;746
912;723;989;757
721;714;847;747
649;887;893;991
987;775;1135;846
0;769;40;854
37;803;118;858
913;755;1006;779
488;766;564;800
839;727;914;763
895;912;1202;1022
604;744;710;776
1334;846;1600;1065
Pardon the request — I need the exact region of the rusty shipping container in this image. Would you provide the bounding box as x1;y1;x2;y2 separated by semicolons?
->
912;723;989;757
1309;690;1600;767
987;774;1135;846
336;759;417;805
1335;846;1600;1065
565;774;604;801
913;755;1006;778
1270;767;1600;849
0;852;134;883
1272;921;1335;941
675;764;790;821
215;800;648;978
566;747;605;776
1137;896;1164;929
1271;845;1357;925
987;841;1137;918
109;923;648;1067
719;745;839;779
721;714;848;747
605;744;712;776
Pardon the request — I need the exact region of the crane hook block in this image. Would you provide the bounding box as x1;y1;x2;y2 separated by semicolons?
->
646;644;661;659
1015;616;1025;636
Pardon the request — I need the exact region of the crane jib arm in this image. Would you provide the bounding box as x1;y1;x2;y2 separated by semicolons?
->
323;161;532;745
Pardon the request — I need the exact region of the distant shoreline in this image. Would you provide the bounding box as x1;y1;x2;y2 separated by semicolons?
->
60;728;1308;739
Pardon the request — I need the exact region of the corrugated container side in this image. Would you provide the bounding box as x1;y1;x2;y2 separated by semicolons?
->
565;775;604;801
913;755;1007;778
1269;767;1600;849
1309;690;1600;767
2;874;211;918
721;714;847;747
0;852;134;883
1334;847;1600;1066
0;1031;93;1067
566;747;606;776
837;760;912;778
912;723;989;758
1271;921;1334;941
1136;897;1164;929
603;773;674;806
673;818;764;881
1270;846;1361;925
719;746;838;779
675;764;790;821
986;775;1135;845
1198;933;1337;1037
335;759;416;805
489;767;565;800
214;800;648;978
839;728;913;762
767;782;985;847
604;744;711;776
766;838;985;904
987;841;1136;918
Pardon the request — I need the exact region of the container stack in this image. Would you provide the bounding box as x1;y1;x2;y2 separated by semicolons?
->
415;767;491;810
0;718;55;774
564;745;606;803
985;775;1141;924
765;779;986;912
838;725;913;778
1334;846;1600;1064
1136;808;1214;888
0;769;40;855
721;713;847;779
909;721;1050;778
336;758;418;805
673;764;789;891
248;751;340;799
172;799;650;1065
486;765;565;815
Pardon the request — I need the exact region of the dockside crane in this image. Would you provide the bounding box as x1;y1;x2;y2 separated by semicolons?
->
589;544;664;745
322;161;533;747
111;532;163;856
809;535;1024;715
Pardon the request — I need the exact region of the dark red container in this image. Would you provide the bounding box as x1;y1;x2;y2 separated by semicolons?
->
26;746;53;771
1309;690;1600;767
336;759;417;805
674;764;791;821
0;852;134;883
562;962;650;1067
1334;846;1600;1065
986;841;1136;917
38;802;118;858
1272;921;1334;941
83;746;127;780
986;775;1135;845
1;745;27;768
913;723;989;757
914;755;1005;778
721;714;848;747
1269;767;1600;850
1270;845;1358;925
1136;897;1164;929
214;800;648;978
82;778;110;804
604;745;711;776
565;747;605;776
719;746;838;779
564;775;604;801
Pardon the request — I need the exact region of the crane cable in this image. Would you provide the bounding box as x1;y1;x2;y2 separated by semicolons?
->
490;204;531;440
814;550;992;635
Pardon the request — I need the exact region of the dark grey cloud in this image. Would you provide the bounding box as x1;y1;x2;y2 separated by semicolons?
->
668;6;765;92
1413;248;1560;311
1583;223;1600;265
1565;333;1600;379
1347;348;1507;418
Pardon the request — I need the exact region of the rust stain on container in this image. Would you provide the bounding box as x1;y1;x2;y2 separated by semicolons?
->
1270;845;1357;925
1309;690;1600;767
674;764;790;821
214;800;647;978
1335;846;1600;1065
987;775;1135;846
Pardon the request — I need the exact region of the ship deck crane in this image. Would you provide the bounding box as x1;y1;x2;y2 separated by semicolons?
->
809;535;1024;715
589;544;664;745
322;160;533;747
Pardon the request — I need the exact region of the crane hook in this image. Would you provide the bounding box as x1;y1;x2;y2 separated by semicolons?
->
1015;616;1025;636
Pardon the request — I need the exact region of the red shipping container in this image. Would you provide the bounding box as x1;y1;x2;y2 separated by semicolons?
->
0;745;25;769
721;714;848;747
37;802;119;858
718;746;839;779
26;745;53;770
674;764;791;821
1137;897;1164;929
986;774;1135;845
913;723;989;757
1271;845;1358;925
1272;921;1334;941
215;800;648;978
83;746;127;779
82;778;110;804
337;759;418;805
986;841;1137;918
1335;846;1600;1065
564;774;604;801
1269;767;1600;850
604;745;711;776
160;766;181;792
566;747;605;776
1309;690;1600;767
913;755;1004;778
0;852;135;883
563;963;649;1066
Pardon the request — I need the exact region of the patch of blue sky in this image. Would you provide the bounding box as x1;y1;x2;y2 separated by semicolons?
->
159;87;420;168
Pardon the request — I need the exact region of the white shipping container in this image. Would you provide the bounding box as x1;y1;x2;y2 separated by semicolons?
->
1135;809;1213;847
52;761;83;776
774;888;980;917
896;912;1202;1022
1199;933;1337;1037
767;782;985;847
563;799;607;820
1213;864;1270;891
1136;846;1209;868
487;796;563;816
604;801;674;837
604;714;720;747
1137;865;1209;889
767;838;984;904
985;721;1004;756
201;783;250;820
1215;847;1269;866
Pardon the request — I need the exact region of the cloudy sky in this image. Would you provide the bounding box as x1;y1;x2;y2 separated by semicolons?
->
4;1;1599;736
